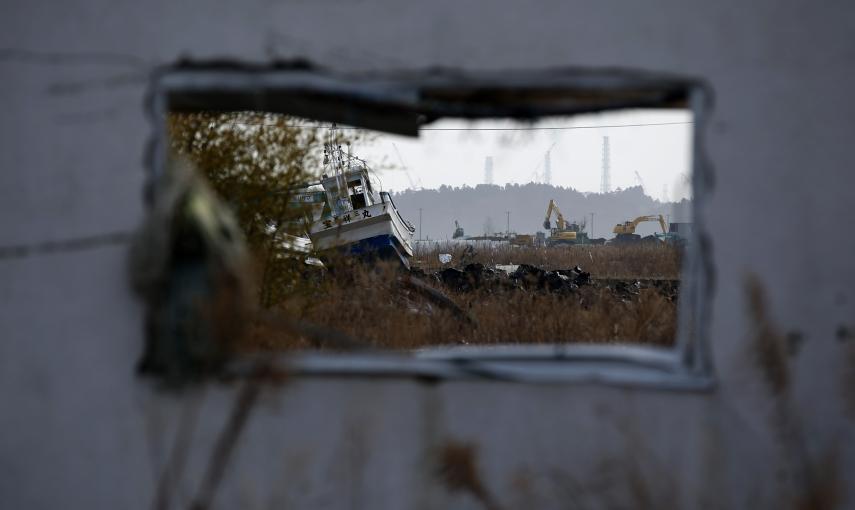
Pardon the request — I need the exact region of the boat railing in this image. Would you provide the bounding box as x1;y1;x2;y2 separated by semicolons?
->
400;213;416;233
380;192;416;233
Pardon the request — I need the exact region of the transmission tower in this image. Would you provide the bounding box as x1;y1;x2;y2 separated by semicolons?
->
544;151;552;185
484;156;494;185
600;136;611;193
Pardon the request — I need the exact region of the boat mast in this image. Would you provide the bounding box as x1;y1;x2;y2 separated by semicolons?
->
325;124;345;202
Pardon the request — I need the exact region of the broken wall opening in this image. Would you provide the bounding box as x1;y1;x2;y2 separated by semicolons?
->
139;65;711;385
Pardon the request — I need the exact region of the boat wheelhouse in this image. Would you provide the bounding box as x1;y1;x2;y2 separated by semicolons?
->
305;132;415;267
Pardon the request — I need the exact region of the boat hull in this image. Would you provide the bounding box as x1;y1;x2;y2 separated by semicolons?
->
308;202;414;266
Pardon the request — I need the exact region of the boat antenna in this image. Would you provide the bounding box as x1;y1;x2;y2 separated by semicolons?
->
327;123;350;206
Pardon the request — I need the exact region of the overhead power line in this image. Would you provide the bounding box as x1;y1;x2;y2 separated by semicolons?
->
418;121;691;131
220;120;693;131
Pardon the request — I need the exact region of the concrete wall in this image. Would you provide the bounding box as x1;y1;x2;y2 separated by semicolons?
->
2;1;854;508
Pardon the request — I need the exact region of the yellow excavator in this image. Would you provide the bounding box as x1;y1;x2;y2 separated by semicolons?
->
611;214;667;243
543;199;589;246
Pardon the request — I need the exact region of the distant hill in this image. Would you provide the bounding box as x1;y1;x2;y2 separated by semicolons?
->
392;183;690;241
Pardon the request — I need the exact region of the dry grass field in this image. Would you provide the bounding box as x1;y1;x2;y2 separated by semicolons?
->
242;244;683;351
413;242;683;279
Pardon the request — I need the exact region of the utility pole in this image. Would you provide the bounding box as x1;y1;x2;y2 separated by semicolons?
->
591;212;595;238
506;211;510;235
418;208;423;241
600;136;611;193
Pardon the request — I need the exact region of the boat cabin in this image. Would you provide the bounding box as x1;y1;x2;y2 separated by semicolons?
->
320;167;378;218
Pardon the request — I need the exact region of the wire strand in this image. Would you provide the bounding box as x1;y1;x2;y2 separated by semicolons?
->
215;120;693;131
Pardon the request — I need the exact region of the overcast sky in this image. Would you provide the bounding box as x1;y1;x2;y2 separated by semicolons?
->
355;108;693;202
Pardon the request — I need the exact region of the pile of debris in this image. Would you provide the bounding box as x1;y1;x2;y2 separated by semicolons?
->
417;263;679;302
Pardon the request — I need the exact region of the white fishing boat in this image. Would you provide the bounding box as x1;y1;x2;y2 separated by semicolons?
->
305;127;416;267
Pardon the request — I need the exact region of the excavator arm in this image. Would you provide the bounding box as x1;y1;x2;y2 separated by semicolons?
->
543;199;566;230
637;214;667;234
613;215;668;235
657;214;667;234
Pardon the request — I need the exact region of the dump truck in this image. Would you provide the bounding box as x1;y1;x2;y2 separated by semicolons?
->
509;233;535;247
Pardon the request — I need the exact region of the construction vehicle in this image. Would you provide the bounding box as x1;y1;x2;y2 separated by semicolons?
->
543;199;590;246
509;233;535;247
611;215;667;243
452;220;465;239
655;221;692;245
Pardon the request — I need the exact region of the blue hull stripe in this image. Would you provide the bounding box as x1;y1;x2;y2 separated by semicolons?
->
334;234;411;268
